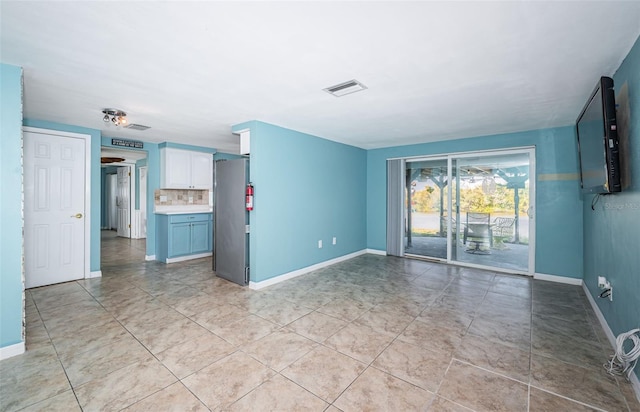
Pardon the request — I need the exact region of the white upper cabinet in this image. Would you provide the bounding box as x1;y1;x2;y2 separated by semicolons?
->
160;148;213;189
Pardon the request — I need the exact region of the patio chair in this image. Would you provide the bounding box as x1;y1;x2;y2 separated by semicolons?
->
492;217;515;248
463;212;492;253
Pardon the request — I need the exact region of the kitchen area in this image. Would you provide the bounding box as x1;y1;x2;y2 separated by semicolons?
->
153;143;249;286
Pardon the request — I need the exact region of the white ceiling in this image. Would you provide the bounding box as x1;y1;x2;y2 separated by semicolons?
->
2;1;639;153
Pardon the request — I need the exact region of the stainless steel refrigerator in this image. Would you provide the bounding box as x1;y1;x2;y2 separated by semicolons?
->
213;158;249;286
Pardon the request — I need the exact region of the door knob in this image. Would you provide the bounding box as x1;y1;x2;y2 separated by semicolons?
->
71;213;83;219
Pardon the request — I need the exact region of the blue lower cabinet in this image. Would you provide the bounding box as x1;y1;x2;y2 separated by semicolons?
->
157;213;213;262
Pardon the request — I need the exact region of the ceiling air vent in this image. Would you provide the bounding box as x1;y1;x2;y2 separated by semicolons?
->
323;79;367;97
124;124;151;131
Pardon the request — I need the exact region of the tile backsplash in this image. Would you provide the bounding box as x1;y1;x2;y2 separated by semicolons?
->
155;189;210;206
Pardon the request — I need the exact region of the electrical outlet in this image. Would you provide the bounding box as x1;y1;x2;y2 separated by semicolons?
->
598;276;608;288
188;196;194;204
160;195;167;202
318;240;323;249
332;237;337;245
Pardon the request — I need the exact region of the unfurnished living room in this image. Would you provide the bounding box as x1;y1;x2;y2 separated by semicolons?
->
1;2;640;411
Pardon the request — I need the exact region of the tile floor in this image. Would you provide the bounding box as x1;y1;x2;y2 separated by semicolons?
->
1;231;639;411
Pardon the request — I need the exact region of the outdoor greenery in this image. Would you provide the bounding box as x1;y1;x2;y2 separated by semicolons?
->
410;183;529;215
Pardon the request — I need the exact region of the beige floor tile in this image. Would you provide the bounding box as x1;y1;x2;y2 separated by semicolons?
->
182;351;275;410
117;305;186;331
373;339;450;392
29;281;86;301
531;326;606;371
74;357;177;411
317;297;374;322
334;367;433;411
281;345;366;402
399;320;464;355
529;387;600;412
324;322;395;364
454;335;530;382
530;354;628;411
255;300;314;326
286;311;348;343
227;374;328;411
0;346;71;411
50;319;132;358
427;396;475;411
33;288;96;313
243;328;317;371
122;382;209;411
438;360;528;411
60;334;152;387
44;310;115;339
38;299;104;322
466;316;531;351
190;303;252;332
210;314;280;346
127;316;210;354
155;330;235;378
18;390;81;412
25;323;52;350
353;305;413;336
417;306;474;335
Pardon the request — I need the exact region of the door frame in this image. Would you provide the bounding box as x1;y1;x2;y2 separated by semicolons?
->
23;126;92;280
393;146;536;276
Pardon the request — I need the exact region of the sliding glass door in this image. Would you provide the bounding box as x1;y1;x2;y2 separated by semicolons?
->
403;148;534;274
451;151;533;272
405;158;449;260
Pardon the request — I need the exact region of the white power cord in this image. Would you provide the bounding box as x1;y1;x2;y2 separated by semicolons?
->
605;328;640;380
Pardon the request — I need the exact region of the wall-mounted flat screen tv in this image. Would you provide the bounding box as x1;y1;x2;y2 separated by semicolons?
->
576;76;621;194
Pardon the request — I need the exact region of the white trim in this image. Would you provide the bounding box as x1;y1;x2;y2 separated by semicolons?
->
533;272;583;285
387;145;537;161
582;283;640;403
145;255;156;261
165;252;212;264
88;270;102;279
0;341;25;360
249;250;368;290
366;248;386;256
23;127;92;284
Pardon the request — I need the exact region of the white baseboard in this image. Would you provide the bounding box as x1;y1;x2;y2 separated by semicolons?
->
87;270;102;279
366;248;387;256
249;249;368;290
582;283;640;403
534;272;583;285
0;341;25;360
165;252;212;264
145;255;156;261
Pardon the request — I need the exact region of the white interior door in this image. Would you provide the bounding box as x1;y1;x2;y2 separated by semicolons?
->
116;166;130;238
24;130;86;288
139;166;147;238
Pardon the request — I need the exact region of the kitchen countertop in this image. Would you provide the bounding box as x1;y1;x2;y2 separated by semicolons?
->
154;206;212;215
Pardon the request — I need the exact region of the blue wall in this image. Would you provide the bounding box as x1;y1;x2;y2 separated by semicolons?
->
232;121;367;283
366;126;584;278
583;35;640;380
0;64;24;351
23;119;103;273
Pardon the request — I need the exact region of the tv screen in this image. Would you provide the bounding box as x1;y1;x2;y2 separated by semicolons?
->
576;76;621;194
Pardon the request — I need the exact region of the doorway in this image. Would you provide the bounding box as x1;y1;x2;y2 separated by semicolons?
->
400;148;535;275
100;147;147;264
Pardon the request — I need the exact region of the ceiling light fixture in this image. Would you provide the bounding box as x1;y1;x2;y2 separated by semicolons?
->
102;108;127;126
